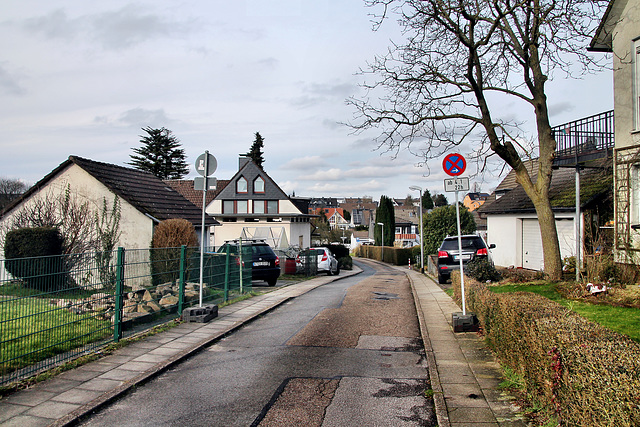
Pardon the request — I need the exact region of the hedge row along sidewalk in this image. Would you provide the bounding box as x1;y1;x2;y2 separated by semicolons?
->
452;273;640;426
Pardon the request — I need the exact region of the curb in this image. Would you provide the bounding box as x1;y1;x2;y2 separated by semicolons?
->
49;268;363;427
406;270;451;427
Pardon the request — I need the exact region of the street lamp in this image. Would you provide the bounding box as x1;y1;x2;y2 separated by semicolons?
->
409;185;425;274
377;222;384;262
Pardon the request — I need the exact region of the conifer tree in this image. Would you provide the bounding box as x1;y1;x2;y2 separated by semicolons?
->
375;195;395;246
246;132;265;169
128;127;189;180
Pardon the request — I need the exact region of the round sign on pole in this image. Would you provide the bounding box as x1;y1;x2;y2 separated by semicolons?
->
195;152;217;177
443;153;466;176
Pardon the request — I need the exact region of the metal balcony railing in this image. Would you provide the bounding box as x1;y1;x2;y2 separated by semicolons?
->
552;110;614;166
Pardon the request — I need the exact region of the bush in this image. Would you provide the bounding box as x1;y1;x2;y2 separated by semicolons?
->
423;205;476;255
4;227;68;291
150;219;199;285
452;273;640;426
353;245;414;266
465;258;501;282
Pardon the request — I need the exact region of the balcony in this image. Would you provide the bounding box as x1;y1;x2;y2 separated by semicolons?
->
552;110;614;166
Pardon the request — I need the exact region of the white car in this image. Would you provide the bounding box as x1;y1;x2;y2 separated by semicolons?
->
312;247;339;275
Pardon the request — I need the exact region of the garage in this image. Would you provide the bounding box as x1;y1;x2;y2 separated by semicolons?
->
521;218;575;270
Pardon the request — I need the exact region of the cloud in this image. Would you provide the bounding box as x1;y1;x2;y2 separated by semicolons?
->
23;6;192;50
280;155;329;170
297;168;344;181
0;64;25;95
23;9;82;41
91;6;189;49
548;101;575;118
93;108;172;128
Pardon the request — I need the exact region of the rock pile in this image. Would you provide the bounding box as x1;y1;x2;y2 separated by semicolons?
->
50;282;212;323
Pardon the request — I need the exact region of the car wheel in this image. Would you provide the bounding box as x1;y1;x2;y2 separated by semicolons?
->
336;264;341;275
438;273;447;284
327;268;333;276
267;278;277;286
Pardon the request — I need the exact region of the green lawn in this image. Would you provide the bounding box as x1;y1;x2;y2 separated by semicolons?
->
489;283;640;342
1;296;112;373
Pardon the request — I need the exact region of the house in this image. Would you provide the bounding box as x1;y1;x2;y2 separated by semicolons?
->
0;156;218;251
479;158;612;270
394;205;420;247
312;207;349;230
590;0;640;264
463;192;489;211
205;156;312;249
340;197;378;228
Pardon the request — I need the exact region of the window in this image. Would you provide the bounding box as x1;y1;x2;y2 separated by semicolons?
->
254;176;265;193
635;38;640;130
267;200;278;214
223;200;234;214
253;200;265;214
237;200;248;214
633;165;640;224
236;177;247;193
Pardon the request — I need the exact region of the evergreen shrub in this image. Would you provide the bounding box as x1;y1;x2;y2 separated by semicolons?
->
4;227;68;291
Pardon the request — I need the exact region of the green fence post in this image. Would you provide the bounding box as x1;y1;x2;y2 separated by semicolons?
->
224;244;230;302
113;247;125;343
178;245;187;314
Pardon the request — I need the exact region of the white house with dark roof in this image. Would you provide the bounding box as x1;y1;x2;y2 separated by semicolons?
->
206;156;312;249
0;156;218;251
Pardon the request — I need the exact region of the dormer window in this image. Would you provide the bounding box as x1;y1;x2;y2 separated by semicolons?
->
254;176;265;193
236;177;247;193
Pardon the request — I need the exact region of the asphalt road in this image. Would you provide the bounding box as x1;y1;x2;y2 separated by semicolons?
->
80;260;435;426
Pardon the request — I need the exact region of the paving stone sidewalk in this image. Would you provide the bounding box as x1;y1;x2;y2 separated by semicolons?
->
402;265;527;427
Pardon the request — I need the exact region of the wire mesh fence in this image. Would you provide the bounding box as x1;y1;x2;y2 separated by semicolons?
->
0;244;252;386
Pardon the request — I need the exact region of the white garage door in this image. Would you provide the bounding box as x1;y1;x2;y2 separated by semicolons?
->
522;218;575;271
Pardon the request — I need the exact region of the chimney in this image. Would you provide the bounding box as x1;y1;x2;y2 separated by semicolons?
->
239;155;250;169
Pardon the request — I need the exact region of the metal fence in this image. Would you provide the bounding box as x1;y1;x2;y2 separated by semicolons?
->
0;244;251;386
552;110;614;166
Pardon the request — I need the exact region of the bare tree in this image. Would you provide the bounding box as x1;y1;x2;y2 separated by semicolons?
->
349;0;607;279
0;177;27;210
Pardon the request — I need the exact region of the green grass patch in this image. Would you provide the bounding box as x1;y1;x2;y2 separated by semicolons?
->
488;283;640;342
1;297;112;373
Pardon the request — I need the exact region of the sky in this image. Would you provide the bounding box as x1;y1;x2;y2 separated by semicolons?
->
0;0;613;201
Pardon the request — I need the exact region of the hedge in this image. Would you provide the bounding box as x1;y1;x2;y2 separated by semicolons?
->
452;272;640;426
353;245;419;266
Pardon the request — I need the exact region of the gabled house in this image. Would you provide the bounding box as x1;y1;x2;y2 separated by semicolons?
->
479;158;612;270
206;156;312;249
463;192;489;211
394;205;419;247
591;0;640;263
0;156;219;250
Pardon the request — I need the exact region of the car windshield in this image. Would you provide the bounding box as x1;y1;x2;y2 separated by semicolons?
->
441;237;484;251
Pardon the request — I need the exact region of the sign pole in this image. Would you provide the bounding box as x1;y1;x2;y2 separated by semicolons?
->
199;151;209;307
455;189;466;315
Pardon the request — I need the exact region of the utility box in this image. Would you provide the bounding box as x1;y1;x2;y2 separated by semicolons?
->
452;312;479;332
182;305;218;323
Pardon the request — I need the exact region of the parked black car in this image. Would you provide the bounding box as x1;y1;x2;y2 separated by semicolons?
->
219;240;280;286
437;235;495;284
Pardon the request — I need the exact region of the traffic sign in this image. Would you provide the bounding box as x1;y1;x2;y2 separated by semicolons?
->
195;152;217;177
444;177;470;192
443;153;466;176
194;177;217;191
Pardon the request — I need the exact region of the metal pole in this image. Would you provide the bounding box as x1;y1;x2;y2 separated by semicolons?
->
199;151;209;307
455;191;466;315
576;167;581;282
418;189;424;273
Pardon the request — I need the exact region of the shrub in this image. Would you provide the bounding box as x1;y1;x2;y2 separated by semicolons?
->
4;227;68;291
327;244;352;270
423;205;476;255
150;219;198;285
353;245;414;266
452;273;640;426
465;258;501;282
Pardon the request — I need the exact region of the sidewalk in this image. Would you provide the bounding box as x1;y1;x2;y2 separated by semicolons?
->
404;266;526;427
0;269;362;427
